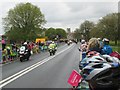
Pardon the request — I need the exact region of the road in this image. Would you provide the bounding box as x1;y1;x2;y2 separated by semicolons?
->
1;43;80;89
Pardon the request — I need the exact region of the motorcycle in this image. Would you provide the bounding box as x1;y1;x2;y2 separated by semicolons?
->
48;47;57;56
19;46;30;62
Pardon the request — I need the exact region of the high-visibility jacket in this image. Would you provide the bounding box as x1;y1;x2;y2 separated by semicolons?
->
48;43;56;49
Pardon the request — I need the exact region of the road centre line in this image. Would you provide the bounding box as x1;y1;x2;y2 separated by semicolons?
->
0;44;75;88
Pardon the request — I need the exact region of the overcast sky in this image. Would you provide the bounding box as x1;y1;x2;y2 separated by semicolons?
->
0;0;119;34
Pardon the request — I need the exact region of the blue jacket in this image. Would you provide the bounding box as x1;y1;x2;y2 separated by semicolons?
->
102;45;112;55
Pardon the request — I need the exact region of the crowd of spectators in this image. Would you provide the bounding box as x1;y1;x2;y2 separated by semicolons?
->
1;39;55;64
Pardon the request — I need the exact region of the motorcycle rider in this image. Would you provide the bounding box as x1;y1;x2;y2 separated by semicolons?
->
19;41;31;61
48;41;57;51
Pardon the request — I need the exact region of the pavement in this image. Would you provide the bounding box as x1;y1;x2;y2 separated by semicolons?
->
0;49;2;63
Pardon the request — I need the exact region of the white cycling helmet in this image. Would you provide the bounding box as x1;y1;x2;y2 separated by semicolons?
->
52;41;55;44
81;39;85;44
102;38;109;42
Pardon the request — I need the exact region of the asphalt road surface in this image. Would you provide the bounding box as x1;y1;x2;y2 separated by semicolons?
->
1;43;81;89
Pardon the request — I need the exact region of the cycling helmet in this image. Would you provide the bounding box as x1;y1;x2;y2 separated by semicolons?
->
80;55;120;90
102;54;120;63
88;63;120;90
79;55;107;70
102;38;109;42
81;39;85;44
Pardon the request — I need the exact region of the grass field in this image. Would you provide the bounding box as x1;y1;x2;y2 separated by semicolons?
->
110;41;120;53
0;43;1;49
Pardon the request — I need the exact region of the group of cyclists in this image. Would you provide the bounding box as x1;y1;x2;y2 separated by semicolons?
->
78;38;120;90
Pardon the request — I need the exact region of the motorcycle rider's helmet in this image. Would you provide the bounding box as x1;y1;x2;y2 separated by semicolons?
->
52;41;55;44
80;55;120;90
23;42;27;45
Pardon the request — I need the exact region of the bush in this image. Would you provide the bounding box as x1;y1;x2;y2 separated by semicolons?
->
110;41;120;53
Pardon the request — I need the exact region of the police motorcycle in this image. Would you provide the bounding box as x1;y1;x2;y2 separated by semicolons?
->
48;42;57;56
77;51;120;90
19;42;30;62
48;47;56;56
67;41;70;46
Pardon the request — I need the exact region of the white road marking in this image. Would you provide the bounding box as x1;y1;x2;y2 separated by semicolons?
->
0;44;75;88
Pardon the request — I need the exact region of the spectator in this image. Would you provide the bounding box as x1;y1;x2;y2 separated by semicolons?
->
2;48;7;63
97;38;103;49
2;38;6;50
80;39;87;52
102;38;112;55
6;46;12;61
87;38;102;53
11;42;16;51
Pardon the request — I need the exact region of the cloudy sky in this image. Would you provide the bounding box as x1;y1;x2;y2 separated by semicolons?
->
0;0;119;34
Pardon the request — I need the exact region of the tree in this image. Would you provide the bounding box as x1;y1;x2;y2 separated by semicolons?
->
56;28;67;39
91;13;118;45
79;20;95;41
90;23;105;39
73;28;81;40
45;28;56;40
45;28;67;40
3;2;46;41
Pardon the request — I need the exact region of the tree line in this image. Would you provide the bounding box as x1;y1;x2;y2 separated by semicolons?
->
73;13;119;45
